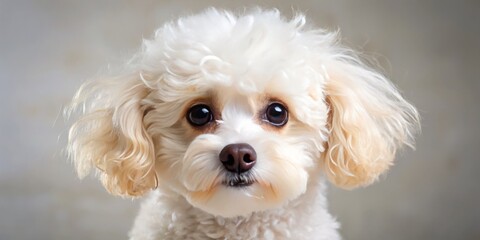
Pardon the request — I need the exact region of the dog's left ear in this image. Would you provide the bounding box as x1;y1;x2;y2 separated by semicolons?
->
321;55;419;189
66;73;156;196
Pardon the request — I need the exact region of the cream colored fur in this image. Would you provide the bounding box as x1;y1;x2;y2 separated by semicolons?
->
66;8;419;239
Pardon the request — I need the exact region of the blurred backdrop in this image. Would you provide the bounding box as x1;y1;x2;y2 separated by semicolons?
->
1;0;479;239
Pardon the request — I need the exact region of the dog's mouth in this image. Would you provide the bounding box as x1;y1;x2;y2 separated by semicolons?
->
222;173;256;187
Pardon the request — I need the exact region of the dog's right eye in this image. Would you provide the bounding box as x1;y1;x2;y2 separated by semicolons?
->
187;104;213;127
265;102;288;127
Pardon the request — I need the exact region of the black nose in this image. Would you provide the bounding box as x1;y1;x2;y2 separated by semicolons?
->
219;143;257;173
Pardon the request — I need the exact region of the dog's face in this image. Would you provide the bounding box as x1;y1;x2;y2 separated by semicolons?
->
67;9;418;218
143;22;330;216
149;66;328;217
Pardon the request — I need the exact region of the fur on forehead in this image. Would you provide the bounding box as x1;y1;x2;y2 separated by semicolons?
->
139;8;335;101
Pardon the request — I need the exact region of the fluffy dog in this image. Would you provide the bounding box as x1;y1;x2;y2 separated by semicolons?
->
67;8;419;239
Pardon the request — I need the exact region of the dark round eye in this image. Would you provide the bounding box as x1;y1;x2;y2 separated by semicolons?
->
265;102;288;126
187;104;213;127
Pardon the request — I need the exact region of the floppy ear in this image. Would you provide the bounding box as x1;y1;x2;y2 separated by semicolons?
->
322;55;419;189
67;73;156;196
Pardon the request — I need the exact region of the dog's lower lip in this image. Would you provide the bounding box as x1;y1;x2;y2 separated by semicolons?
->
229;181;253;187
223;178;255;187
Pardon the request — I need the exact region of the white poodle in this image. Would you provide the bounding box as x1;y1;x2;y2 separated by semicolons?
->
67;8;419;239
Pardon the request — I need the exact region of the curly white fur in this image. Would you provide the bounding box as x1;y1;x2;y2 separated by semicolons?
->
66;8;419;239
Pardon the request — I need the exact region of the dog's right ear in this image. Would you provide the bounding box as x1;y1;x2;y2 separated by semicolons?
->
66;73;156;197
320;55;419;189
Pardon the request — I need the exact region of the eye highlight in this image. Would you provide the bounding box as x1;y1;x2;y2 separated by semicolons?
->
264;102;288;127
187;104;213;127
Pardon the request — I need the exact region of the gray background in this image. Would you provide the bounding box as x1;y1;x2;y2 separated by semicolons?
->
1;0;479;239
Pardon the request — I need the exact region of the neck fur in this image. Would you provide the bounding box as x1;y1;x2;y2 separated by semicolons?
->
130;176;340;239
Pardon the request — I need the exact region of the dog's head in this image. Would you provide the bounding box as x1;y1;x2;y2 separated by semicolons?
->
67;9;419;217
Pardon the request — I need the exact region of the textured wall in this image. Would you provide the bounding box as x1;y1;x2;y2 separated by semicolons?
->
1;0;479;239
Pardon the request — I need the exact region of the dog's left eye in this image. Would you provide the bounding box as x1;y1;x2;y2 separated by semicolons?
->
265;102;288;127
187;104;213;127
